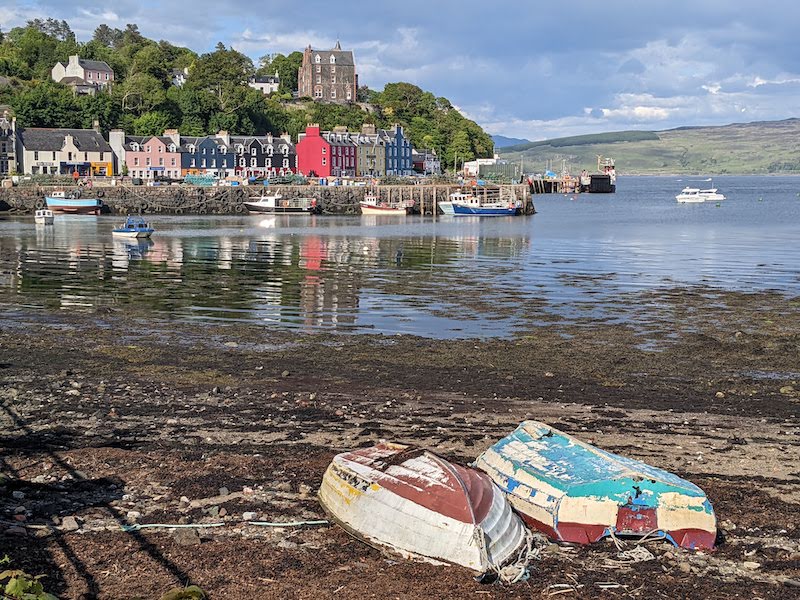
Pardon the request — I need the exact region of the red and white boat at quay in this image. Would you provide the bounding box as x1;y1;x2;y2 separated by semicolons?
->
359;193;413;215
318;442;528;573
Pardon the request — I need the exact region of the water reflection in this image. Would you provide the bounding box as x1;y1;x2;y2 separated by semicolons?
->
1;176;799;337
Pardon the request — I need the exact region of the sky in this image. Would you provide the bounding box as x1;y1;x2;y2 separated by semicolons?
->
3;0;800;141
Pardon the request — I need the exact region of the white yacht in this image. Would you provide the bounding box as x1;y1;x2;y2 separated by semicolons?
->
675;186;726;203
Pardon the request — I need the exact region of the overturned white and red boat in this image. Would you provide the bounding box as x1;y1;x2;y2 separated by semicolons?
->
318;442;528;573
475;421;717;550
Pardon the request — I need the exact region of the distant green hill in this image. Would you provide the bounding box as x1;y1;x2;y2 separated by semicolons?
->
498;119;800;174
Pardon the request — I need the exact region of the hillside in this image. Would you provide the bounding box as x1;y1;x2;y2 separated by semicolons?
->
497;119;800;174
491;134;530;148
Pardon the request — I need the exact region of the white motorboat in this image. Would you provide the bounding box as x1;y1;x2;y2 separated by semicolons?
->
244;194;321;214
675;186;726;203
359;193;412;215
34;209;54;225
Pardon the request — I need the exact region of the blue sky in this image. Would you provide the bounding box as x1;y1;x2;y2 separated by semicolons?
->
3;1;800;140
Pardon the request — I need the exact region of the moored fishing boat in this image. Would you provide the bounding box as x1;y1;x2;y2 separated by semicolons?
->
34;209;54;225
359;193;411;215
45;191;102;215
452;201;520;216
475;421;717;550
318;442;528;573
244;193;321;214
438;191;471;215
112;215;154;238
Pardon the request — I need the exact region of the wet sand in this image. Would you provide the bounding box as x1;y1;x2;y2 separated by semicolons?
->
1;286;799;599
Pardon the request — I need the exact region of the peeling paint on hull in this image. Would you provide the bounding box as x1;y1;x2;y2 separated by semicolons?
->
318;442;528;572
475;421;717;550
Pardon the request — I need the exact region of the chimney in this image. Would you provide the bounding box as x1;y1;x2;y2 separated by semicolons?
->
361;123;376;135
164;129;181;146
280;132;291;143
92;119;100;132
266;132;273;143
306;123;321;137
216;130;230;145
68;55;80;69
333;125;348;133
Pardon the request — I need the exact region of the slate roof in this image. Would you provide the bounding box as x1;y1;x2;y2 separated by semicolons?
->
19;128;112;152
79;59;113;72
307;45;355;67
230;135;294;149
252;75;280;84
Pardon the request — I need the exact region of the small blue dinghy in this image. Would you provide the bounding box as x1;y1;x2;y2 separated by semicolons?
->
475;421;717;550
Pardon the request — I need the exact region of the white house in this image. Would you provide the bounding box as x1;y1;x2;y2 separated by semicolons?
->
52;55;114;95
248;72;280;95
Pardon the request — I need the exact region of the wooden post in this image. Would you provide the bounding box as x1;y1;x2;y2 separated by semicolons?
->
434;186;438;215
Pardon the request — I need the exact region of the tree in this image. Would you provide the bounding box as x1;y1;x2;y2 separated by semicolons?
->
11;81;79;128
115;73;166;113
448;130;474;168
92;24;117;47
132;111;172;135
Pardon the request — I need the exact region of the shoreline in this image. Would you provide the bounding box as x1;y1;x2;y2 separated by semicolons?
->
1;285;799;599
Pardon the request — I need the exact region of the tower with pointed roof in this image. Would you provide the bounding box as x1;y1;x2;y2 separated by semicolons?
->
298;42;358;103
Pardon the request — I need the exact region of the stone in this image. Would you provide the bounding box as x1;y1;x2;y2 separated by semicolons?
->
780;386;796;395
11;490;25;500
742;561;761;570
206;506;220;518
61;516;80;532
277;540;298;550
219;487;229;497
281;370;290;378
715;391;725;398
14;506;26;514
677;562;692;574
224;341;238;348
212;386;222;395
6;526;26;537
242;486;254;496
242;511;258;521
274;481;292;492
219;507;227;517
65;389;80;397
173;527;201;546
298;484;312;499
126;510;141;521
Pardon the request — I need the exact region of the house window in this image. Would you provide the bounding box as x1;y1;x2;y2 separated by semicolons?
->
146;157;151;166
34;151;39;160
329;55;335;64
331;65;335;73
322;158;326;166
201;159;206;167
191;159;195;167
84;152;88;161
168;144;175;152
211;159;216;167
105;73;109;80
159;158;164;166
251;158;256;167
331;89;336;99
131;143;139;152
158;145;163;153
171;158;176;166
251;148;256;156
331;76;336;84
100;152;104;161
52;152;57;160
220;146;226;154
314;88;322;98
267;145;273;155
283;158;289;168
282;146;288;155
202;148;206;155
266;158;271;167
346;89;352;100
146;146;151;153
239;158;245;167
189;145;195;154
88;72;92;79
321;147;326;155
134;157;139;166
316;65;321;73
316;75;321;84
315;55;321;63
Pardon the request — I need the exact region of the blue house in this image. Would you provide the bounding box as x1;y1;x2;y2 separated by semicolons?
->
384;124;413;176
180;134;235;178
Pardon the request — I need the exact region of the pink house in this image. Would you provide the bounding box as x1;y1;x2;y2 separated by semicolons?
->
123;132;183;180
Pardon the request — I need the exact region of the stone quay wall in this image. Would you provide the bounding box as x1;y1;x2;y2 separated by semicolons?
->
0;184;533;216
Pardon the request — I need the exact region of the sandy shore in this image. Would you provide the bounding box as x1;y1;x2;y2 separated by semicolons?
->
1;286;799;599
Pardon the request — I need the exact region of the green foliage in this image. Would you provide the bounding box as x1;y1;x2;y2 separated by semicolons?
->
0;558;58;600
0;20;494;164
159;585;206;600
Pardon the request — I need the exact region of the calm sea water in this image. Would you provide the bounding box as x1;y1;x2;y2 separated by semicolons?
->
1;176;798;338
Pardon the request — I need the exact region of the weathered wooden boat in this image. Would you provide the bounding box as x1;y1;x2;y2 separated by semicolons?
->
45;191;102;215
319;442;528;572
359;193;411;215
112;216;154;238
475;421;717;550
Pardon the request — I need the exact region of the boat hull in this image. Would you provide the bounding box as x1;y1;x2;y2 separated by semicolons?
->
359;203;408;215
452;204;518;216
112;230;153;238
438;201;455;215
245;204;315;214
319;443;527;572
46;197;102;215
475;421;717;550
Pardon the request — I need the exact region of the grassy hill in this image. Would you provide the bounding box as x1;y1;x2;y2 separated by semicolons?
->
497;119;800;174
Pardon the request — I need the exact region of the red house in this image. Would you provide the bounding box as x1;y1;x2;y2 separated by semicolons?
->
296;124;356;178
